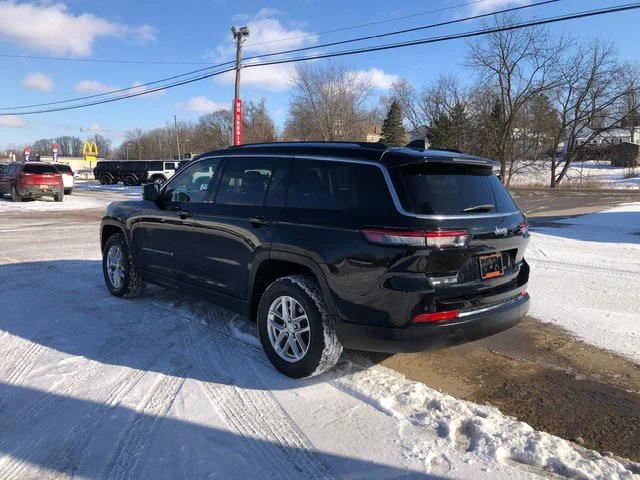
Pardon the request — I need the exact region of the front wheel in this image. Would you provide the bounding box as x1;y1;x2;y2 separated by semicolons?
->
102;233;145;298
257;275;343;378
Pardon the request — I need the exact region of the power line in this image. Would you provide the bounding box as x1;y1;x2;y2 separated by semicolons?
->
0;0;523;65
3;2;639;116
0;0;559;112
0;52;212;65
245;0;500;47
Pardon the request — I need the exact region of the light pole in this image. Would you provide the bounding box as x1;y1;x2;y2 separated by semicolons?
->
231;25;249;146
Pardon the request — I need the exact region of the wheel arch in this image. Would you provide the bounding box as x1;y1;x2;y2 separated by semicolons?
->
248;251;338;322
100;220;130;253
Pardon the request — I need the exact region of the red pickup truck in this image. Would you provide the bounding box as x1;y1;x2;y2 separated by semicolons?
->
0;162;64;202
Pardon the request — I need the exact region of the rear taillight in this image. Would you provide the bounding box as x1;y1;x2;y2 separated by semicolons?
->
412;309;460;323
518;221;529;235
361;228;470;248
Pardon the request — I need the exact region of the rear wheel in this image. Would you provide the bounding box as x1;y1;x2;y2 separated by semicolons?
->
102;233;145;298
99;175;112;185
54;191;64;202
123;175;137;186
151;175;166;185
64;188;73;195
257;275;343;378
10;186;22;202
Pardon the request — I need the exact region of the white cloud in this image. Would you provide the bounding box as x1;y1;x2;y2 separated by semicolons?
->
0;116;28;128
21;72;53;91
178;96;228;113
88;123;102;131
217;63;297;91
0;1;156;56
74;80;116;94
348;68;399;90
469;0;530;15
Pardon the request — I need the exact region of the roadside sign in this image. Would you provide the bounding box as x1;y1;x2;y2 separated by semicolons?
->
234;98;242;146
24;145;30;162
52;143;59;163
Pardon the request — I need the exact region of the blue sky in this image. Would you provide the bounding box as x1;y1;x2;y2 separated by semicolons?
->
0;0;638;149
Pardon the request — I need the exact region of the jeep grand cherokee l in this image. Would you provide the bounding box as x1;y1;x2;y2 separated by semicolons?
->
100;142;530;378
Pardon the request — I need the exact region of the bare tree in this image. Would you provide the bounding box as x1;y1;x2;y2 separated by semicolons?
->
284;62;374;141
548;39;637;186
243;99;277;144
467;15;565;183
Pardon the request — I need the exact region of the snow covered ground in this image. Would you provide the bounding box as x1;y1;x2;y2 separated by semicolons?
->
511;161;640;190
0;194;108;212
527;203;640;364
74;180;142;197
0;199;639;479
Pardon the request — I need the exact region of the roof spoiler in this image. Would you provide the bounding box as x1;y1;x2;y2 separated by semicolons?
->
405;139;463;154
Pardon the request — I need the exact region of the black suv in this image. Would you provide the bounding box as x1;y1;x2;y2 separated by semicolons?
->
101;142;530;378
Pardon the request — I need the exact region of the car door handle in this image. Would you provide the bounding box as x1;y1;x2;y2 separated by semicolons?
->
249;216;271;226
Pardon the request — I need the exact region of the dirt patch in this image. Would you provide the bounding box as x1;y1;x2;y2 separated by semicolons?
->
367;318;640;462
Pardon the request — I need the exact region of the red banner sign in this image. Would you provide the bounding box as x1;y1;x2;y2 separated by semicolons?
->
233;98;242;146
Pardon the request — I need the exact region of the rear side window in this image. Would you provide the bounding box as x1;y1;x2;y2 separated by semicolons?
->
23;164;58;174
215;157;275;207
393;163;517;215
287;160;353;210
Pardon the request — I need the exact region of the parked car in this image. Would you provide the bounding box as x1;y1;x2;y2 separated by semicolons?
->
0;162;64;202
100;142;530;378
93;160;182;186
52;163;75;194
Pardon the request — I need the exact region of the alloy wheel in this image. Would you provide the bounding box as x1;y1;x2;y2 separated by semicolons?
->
106;245;125;289
267;295;311;363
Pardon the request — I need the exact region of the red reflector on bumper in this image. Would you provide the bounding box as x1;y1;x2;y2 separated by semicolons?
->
412;310;460;324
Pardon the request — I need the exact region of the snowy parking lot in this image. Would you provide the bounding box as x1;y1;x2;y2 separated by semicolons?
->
1;189;639;479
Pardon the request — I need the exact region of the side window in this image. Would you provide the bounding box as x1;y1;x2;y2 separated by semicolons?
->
287;160;354;210
162;158;221;204
215;157;275;207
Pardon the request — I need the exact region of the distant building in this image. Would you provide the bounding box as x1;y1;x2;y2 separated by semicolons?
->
575;127;640;146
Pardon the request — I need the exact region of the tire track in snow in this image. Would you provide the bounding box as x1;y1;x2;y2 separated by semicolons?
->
0;310;174;479
527;257;640;277
101;371;186;480
164;301;331;480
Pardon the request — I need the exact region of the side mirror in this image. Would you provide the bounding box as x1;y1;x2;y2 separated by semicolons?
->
143;183;160;202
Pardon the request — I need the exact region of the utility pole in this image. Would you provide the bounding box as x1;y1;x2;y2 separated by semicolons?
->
231;25;249;146
174;114;181;160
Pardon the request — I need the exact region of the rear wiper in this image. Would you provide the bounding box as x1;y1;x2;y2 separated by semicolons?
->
462;204;495;213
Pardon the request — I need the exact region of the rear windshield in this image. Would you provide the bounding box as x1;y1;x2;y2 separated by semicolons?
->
393;163;518;215
22;164;58;174
53;164;73;173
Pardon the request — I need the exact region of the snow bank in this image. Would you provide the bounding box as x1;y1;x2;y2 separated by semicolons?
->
511;161;640;190
75;181;142;197
527;202;640;363
332;359;639;479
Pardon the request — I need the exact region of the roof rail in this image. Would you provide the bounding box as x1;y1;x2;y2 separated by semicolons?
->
227;141;389;150
405;139;464;154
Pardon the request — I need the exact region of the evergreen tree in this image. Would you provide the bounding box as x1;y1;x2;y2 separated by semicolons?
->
381;100;406;146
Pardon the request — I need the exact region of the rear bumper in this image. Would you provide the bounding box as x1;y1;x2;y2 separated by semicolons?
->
336;293;529;353
18;184;63;197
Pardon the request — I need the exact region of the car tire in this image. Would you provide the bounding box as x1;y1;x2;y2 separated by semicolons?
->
10;186;22;202
65;188;73;195
123;175;137;186
99;175;111;185
102;233;145;298
257;275;343;378
54;191;64;202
